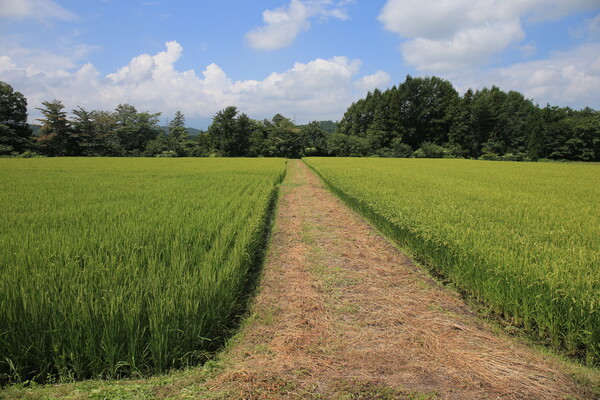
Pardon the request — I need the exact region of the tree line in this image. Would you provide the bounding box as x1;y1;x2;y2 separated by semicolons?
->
334;76;599;161
1;77;598;161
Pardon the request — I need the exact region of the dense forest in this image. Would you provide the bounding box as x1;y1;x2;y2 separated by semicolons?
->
1;77;599;161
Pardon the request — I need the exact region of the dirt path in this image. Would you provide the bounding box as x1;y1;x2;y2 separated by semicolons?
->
1;159;597;400
200;160;590;399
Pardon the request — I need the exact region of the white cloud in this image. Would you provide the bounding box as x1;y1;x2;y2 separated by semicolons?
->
528;0;599;21
0;38;98;75
354;70;391;92
401;20;525;72
0;56;17;73
378;0;600;72
107;54;155;84
0;0;76;20
107;41;184;84
246;0;353;50
451;43;600;108
246;0;310;51
0;41;388;125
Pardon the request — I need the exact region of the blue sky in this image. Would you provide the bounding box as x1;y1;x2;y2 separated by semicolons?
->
1;0;599;129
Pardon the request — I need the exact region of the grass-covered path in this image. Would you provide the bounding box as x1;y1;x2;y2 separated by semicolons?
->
2;159;598;399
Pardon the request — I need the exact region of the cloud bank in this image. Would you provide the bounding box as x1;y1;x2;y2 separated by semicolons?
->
378;0;599;72
0;41;390;125
456;43;600;107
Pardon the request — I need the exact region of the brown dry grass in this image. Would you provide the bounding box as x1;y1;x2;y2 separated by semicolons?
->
201;160;594;399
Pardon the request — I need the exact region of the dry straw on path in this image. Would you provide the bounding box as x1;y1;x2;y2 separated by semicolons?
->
204;160;591;399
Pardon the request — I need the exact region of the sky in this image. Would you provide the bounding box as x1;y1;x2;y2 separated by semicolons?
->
1;0;599;129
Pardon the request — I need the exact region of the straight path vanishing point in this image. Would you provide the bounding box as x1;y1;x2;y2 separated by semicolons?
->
200;160;591;399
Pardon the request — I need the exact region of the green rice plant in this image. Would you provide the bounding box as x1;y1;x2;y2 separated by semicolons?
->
304;157;600;365
0;157;285;382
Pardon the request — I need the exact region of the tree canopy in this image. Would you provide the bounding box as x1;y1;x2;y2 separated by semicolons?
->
0;82;31;155
1;78;598;161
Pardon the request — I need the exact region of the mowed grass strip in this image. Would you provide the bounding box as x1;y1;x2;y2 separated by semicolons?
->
0;157;285;383
304;157;600;365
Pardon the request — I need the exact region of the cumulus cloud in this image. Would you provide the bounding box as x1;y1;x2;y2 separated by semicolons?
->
107;41;184;84
354;70;391;92
0;38;100;77
0;41;389;125
0;56;17;73
452;43;600;108
0;0;76;20
246;0;310;50
378;0;600;72
401;20;525;72
246;0;353;50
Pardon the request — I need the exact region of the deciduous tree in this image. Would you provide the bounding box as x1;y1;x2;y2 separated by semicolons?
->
0;81;32;155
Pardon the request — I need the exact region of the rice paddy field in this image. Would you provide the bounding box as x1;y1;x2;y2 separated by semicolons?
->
304;157;600;365
0;157;286;383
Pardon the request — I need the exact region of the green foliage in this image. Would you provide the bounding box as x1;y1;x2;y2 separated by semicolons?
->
142;111;199;157
114;104;161;155
317;120;337;133
207;106;251;157
333;76;599;161
167;111;192;156
263;114;304;158
70;106;94;155
0;127;16;156
414;141;445;158
305;157;600;365
36;99;72;156
3;76;598;160
89;110;121;156
442;142;467;158
29;100;166;157
389;138;413;158
169;110;185;130
205;110;330;158
0;158;286;383
188;133;212;157
336;76;460;156
13;150;43;158
301;121;328;156
0;82;31;155
326;132;368;156
143;134;170;157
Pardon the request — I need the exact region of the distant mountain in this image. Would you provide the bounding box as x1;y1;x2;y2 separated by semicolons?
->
29;124;41;137
186;127;204;137
158;126;204;137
